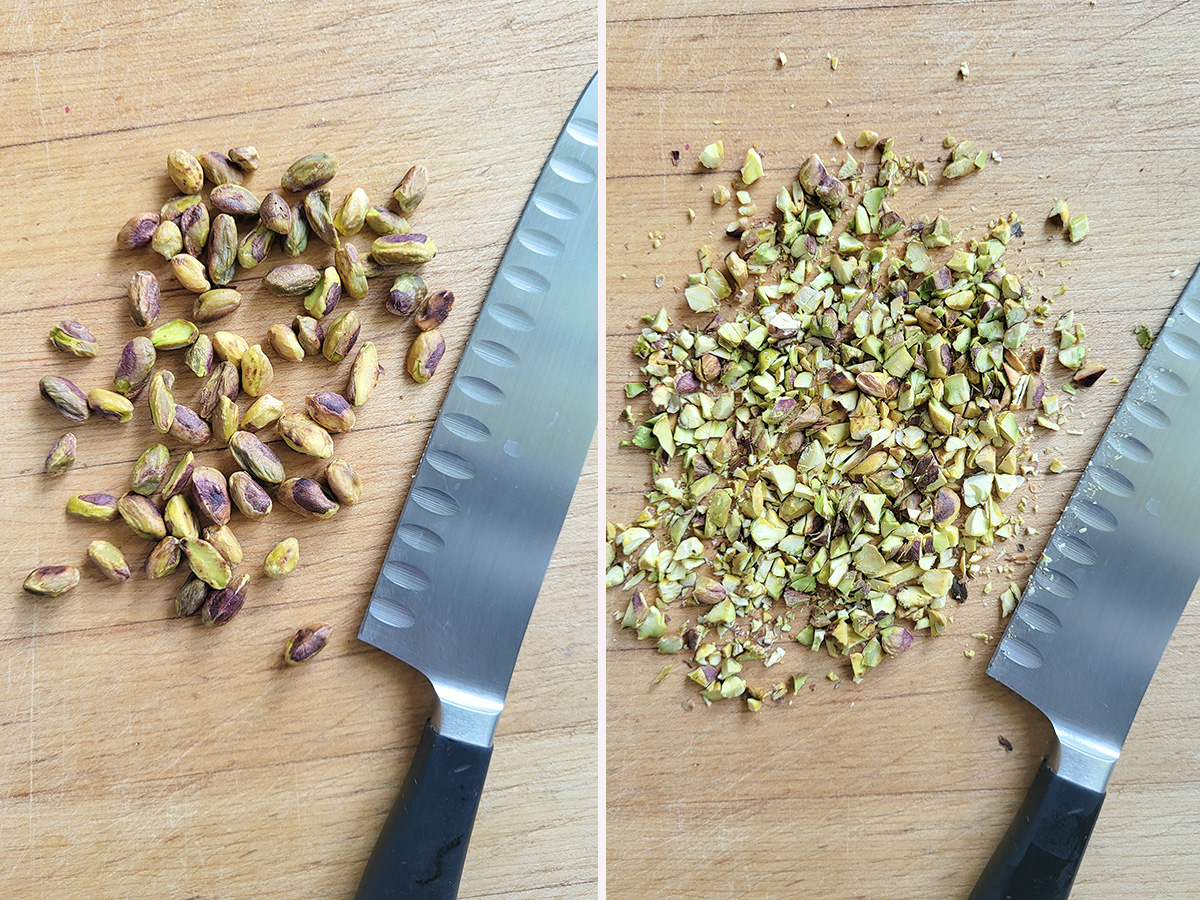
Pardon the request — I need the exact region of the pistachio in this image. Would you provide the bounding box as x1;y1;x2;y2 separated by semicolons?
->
169;404;211;445
23;565;81;597
127;270;162;328
392;165;428;213
386;273;427;316
198;150;242;186
322;311;360;363
145;536;183;579
131;443;170;496
237;222;275;269
39;375;90;422
202;524;243;566
210;183;261;217
170;253;211;293
1072;362;1107;387
228;146;260;172
44;432;77;477
118;493;166;540
113;337;156;398
179;201;211;257
282;151;339;193
212;331;250;366
117;212;160;250
264;263;321;296
370;233;437;265
361;256;393;279
49;321;99;358
407;329;445;382
88;388;135;423
305;391;356;433
347;342;381;407
149;319;199;351
200;573;249;626
267;324;305;362
229;431;286;485
240;394;285;432
366;206;410;236
698;141;724;169
303;188;339;247
212;395;241;444
194;288;242;322
284;624;332;665
264;538;300;579
176;575;211;617
164;493;199;539
147;370;175;433
305;267;342;318
293;316;324;355
161;451;195;501
160;194;202;222
278;412;334;459
415;289;454;331
88;540;131;583
229;470;273;521
182;335;212;379
334;242;368;300
324;457;362;506
67;492;120;522
199;361;240;418
240;344;274;397
191;466;231;525
167;149;205;193
331;188;369;236
184;537;233;589
152;219;183;259
277;477;340;519
283;203;309;256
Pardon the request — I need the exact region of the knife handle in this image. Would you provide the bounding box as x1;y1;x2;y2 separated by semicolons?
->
354;720;493;900
968;761;1105;900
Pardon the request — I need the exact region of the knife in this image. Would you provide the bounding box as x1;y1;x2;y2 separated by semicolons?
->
352;73;598;900
970;260;1200;899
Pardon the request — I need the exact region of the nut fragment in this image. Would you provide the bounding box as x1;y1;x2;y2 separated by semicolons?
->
259;191;293;234
322;311;360;362
164;494;199;539
415;289;454;331
184;538;234;589
131;443;170;496
277;477;340;519
347;342;381;407
305;391;355;433
117;212;160;250
67;492;120;521
23;566;81;597
334;188;370;235
191;466;231;525
267;324;305;362
293;316;324;355
199;361;240;418
194;288;242;322
237;223;275;269
240;344;274;397
169;404;211;445
128;270;162;327
407;329;446;383
392;165;428;214
170;254;211;293
113;337;157;398
284;203;309;257
278;413;334;459
212;395;241;444
145;536;183;579
39;375;90;422
281;151;339;193
228;146;260;172
210;184;261;216
88;540;131;583
203;524;243;566
264;263;321;296
285;624;332;665
386;273;427;316
149;319;200;351
118;493;166;541
325;457;362;506
264;538;300;579
229;431;286;485
167;149;205;194
44;433;77;477
200;151;243;186
161;451;196;501
305;267;342;318
370;233;437;265
161;194;202;222
240;394;285;432
200;573;249;625
303;188;339;247
49;321;99;358
176;575;211;617
150;218;182;259
148;370;176;433
335;243;368;300
185;334;214;377
88;388;135;423
229;470;273;520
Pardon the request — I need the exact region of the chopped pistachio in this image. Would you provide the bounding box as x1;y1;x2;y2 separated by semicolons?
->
698;141;724;169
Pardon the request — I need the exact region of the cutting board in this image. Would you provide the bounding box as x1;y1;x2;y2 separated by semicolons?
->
606;2;1200;898
0;3;596;898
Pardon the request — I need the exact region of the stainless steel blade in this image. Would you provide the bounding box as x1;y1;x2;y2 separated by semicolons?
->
988;260;1200;792
358;75;598;748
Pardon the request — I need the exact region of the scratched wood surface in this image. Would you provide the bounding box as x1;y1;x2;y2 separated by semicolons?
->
606;2;1200;898
0;2;597;898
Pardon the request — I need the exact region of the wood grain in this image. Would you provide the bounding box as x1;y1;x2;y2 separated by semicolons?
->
0;2;597;898
606;2;1200;898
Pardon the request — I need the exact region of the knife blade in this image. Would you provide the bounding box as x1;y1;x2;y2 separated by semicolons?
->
971;260;1200;900
353;72;598;900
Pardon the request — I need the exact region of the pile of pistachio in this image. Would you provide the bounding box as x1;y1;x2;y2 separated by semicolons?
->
609;133;1100;707
27;147;454;666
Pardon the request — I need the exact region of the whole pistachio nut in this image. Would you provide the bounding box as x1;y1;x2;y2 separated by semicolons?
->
324;457;362;506
212;395;241;444
228;146;260;172
67;492;120;521
277;477;340;519
229;470;273;520
264;263;321;296
147;370;175;433
322;310;360;362
131;443;170;496
39;375;90;422
118;493;166;541
200;361;240;418
407;329;445;383
281;151;339;193
160;194;202;222
176;575;211;617
113;336;156;397
303;188;339;247
305;391;355;433
237;222;274;269
161;451;195;501
386;273;427;316
392;165;428;214
185;334;214;377
240;344;273;397
169;404;211;445
200;573;249;625
278;412;333;459
212;331;249;366
179;201;211;257
88;388;135;423
334;243;368;300
370;233;436;265
229;430;286;484
194;288;242;323
152;219;184;259
263;537;300;579
117;212;160;250
366;206;410;236
170;254;211;293
149;319;200;351
207;213;238;286
199;151;242;186
191;466;231;525
203;524;243;566
145;536;182;579
167;149;205;194
284;203;309;257
415;289;454;331
49;321;99;358
240;393;284;432
334;188;370;236
128;270;162;328
285;624;332;665
347;341;381;407
305;266;342;318
24;565;81;597
259;191;292;235
267;324;305;362
164;493;199;539
44;433;77;477
87;540;131;583
184;538;233;589
292;316;324;355
210;183;261;217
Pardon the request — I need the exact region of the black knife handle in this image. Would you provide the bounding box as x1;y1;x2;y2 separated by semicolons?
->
969;761;1105;900
354;720;493;900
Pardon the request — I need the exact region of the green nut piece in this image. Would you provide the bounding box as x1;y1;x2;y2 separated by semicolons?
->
335;243;368;300
229;431;286;485
305;391;355;433
268;324;305;362
176;575;211;617
170;254;211;293
258;191;292;235
278;412;333;459
87;540;131;583
281;151;339;193
24;565;81;597
212;395;240;444
229;470;273;521
160;194;202;222
128;271;162;329
200;151;242;185
145;536;183;579
293;316;323;355
164;493;199;539
191;466;231;525
194;288;242;323
39;375;90;422
285;624;332;665
200;573;249;626
415;289;454;332
263;537;300;579
212;331;249;366
277;477;340;519
152;219;184;259
200;361;240;418
303;188;339;248
148;370;176;434
118;493;166;540
44;432;77;477
203;524;243;566
385;273;427;316
169;404;211;445
210;183;260;217
67;492;119;521
240;394;285;432
324;457;362;506
283;203;308;256
366;206;410;236
228;146;259;172
179;201;210;257
167;149;205;194
391;165;428;214
334;188;370;236
50;321;99;358
407;329;445;383
264;263;321;296
207;213;238;286
113;337;157;398
161;451;195;501
370;233;437;265
88;388;135;424
237;223;275;269
183;537;232;589
240;344;273;397
347;342;381;407
149;319;200;351
117;211;160;250
322;311;360;362
132;443;170;496
305;266;342;318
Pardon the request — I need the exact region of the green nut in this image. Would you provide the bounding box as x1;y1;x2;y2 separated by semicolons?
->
370;233;437;265
179;201;210;257
117;211;160;250
303;188;339;247
334;188;370;236
283;203;308;256
191;466;231;525
237;223;275;269
67;492;119;521
407;329;445;383
391;165;428;214
149;319;200;350
335;243;368;300
229;470;273;521
164;493;199;539
44;432;77;477
87;540;131;583
281;151;339;193
132;443;170;496
50;321;99;358
39;375;90;422
200;573;249;626
322;311;360;362
88;388;135;424
203;524;244;566
176;575;211;617
304;266;342;318
113;336;156;398
259;191;293;235
347;341;381;407
207;213;238;286
161;451;196;501
240;394;284;432
152;219;184;259
128;270;162;327
200;151;243;186
212;395;241;444
199;361;240;418
183;537;233;589
24;565;81;597
170;253;211;293
293;315;323;355
366;206;410;236
228;146;259;172
148;370;176;434
229;431;286;485
278;412;333;459
145;536;183;579
386;273;427;316
268;324;305;362
118;493;166;541
160;194;202;222
240;344;273;397
212;331;249;366
264;263;321;296
210;183;260;216
324;457;362;506
263;537;300;579
194;288;242;323
305;391;355;433
167;149;204;194
169;404;211;445
277;477;340;519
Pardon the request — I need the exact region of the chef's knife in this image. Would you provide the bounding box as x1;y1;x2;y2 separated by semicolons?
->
353;73;597;900
970;260;1200;899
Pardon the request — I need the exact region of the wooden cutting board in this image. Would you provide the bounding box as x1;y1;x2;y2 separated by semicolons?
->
606;2;1200;898
0;3;596;898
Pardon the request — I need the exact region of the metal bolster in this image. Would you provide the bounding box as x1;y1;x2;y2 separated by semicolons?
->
1049;726;1121;794
431;683;505;749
